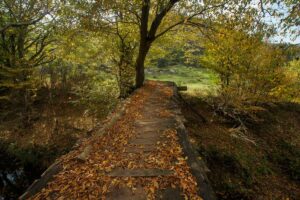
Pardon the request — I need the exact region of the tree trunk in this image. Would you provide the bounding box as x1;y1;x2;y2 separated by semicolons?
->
135;0;150;88
135;41;150;88
134;0;179;88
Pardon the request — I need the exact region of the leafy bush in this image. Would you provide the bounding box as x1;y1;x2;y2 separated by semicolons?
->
271;59;300;102
200;24;299;124
157;58;168;68
71;72;119;117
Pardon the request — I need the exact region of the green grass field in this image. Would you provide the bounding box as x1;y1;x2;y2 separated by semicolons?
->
146;65;219;96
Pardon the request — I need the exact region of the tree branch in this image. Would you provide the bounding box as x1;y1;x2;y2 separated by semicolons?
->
148;0;180;39
154;1;229;39
0;14;47;33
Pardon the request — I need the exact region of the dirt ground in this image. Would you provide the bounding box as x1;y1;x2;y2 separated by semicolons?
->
0;92;102;199
180;94;300;200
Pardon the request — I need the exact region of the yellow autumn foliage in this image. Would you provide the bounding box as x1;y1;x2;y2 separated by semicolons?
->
201;25;299;109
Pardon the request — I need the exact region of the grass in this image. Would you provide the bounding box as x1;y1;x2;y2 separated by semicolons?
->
146;65;219;96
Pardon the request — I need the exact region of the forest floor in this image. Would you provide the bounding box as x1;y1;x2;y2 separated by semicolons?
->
0;91;105;199
30;81;207;200
1;74;299;200
147;65;300;199
181;95;300;200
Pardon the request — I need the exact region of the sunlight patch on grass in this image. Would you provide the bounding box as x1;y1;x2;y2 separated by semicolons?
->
146;65;219;96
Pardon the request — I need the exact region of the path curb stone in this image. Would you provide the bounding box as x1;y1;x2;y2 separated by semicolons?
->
171;82;216;200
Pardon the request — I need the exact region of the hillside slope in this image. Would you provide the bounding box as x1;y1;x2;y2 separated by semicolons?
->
181;95;300;200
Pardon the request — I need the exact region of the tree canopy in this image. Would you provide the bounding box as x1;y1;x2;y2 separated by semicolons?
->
0;0;299;119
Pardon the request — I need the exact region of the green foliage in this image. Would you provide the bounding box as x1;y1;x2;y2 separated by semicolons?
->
204;30;271;90
71;72;119;117
0;0;56;124
157;58;169;68
274;59;300;102
146;65;219;96
199;21;299;119
113;31;137;98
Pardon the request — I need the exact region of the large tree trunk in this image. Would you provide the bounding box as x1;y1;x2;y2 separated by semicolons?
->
134;0;179;88
135;0;150;88
135;41;150;88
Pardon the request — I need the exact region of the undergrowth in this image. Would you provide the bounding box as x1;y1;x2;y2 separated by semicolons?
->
181;95;300;200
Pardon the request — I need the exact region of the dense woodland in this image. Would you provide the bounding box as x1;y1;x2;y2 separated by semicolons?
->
0;0;299;199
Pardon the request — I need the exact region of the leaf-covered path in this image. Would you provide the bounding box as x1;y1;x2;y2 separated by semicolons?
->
26;81;211;200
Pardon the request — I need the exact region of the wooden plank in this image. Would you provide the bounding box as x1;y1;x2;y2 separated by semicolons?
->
128;137;159;145
135;131;161;139
125;145;157;153
106;186;146;200
107;168;174;177
135;119;176;126
156;188;185;200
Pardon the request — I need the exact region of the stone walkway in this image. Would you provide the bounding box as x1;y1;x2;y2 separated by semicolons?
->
105;82;183;199
23;81;214;200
